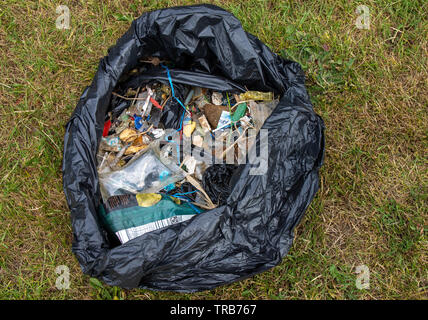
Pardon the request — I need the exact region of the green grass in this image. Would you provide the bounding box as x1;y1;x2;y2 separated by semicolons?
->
0;0;426;300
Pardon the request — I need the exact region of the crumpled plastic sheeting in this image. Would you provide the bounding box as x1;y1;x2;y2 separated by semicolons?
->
62;4;325;292
202;164;238;206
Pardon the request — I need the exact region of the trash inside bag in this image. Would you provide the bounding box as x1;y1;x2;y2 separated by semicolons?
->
62;4;325;292
96;71;269;218
202;164;237;206
99;148;184;202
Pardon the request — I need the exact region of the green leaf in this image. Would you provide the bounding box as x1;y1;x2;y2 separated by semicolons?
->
89;277;104;289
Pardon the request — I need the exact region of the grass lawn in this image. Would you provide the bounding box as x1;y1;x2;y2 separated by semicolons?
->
0;0;426;300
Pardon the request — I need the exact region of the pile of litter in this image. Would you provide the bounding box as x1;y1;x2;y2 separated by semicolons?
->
97;58;279;244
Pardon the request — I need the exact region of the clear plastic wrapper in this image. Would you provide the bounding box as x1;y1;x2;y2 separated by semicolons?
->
99;148;184;202
249;99;278;132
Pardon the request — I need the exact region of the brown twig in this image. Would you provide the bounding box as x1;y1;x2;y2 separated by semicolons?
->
112;91;146;101
231;100;253;111
185;175;216;209
221;128;249;158
129;87;140;110
161;95;171;108
191;201;216;210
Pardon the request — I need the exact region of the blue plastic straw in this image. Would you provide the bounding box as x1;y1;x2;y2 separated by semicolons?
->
172;191;198;197
171;195;202;214
161;64;188;111
160;63;188;164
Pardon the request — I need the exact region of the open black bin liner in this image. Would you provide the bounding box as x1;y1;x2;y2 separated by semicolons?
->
62;4;325;292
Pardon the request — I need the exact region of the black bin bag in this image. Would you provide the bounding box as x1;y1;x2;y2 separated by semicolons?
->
62;4;325;292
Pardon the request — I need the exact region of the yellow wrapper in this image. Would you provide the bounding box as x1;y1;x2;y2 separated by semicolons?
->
124;144;147;155
183;121;196;137
136;193;162;207
239;91;273;101
119;128;139;143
